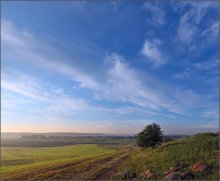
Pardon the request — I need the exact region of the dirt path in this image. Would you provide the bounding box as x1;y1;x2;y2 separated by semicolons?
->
62;154;117;180
5;157;95;180
61;152;129;180
95;154;129;180
4;152;130;180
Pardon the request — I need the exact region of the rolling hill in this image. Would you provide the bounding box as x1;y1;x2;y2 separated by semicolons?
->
114;133;219;180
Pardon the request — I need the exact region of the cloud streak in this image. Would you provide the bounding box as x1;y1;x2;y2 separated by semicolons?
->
2;20;100;91
2;15;218;134
2;19;213;115
176;1;218;50
144;2;166;26
140;39;166;67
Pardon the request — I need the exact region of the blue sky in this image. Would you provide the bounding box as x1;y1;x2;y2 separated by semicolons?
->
1;1;219;134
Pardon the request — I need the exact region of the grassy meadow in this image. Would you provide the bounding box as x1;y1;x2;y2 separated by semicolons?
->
1;143;129;180
1;133;219;180
115;133;219;180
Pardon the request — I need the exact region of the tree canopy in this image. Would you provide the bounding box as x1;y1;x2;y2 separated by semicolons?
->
136;123;163;148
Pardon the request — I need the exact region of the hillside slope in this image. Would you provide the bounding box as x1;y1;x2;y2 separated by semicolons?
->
114;133;219;180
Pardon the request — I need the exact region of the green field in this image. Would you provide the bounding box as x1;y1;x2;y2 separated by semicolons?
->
1;133;219;180
1;137;135;147
115;133;219;180
1;144;129;180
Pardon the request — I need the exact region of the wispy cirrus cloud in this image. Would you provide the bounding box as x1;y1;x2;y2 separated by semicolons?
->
2;20;100;91
173;68;190;79
194;56;218;70
174;1;218;24
144;2;166;26
101;53;164;110
2;20;175;114
99;53;209;114
202;110;219;119
177;12;197;45
140;39;166;67
2;71;90;118
2;19;211;115
2;16;218;134
201;21;219;41
176;1;218;50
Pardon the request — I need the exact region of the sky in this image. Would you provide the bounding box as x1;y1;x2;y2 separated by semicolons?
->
1;1;219;134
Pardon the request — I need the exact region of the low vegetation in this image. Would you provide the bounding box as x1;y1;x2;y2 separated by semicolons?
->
1;130;218;180
1;144;129;180
1;137;135;147
115;133;219;180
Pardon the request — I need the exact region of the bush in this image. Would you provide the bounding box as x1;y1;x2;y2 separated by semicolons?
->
136;123;163;148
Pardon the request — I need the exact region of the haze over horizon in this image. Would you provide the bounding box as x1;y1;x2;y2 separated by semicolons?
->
2;1;219;135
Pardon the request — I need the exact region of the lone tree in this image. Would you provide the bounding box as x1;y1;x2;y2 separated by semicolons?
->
136;123;163;148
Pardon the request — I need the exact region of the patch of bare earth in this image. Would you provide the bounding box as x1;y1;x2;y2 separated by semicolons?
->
61;152;129;180
95;154;129;180
61;154;117;180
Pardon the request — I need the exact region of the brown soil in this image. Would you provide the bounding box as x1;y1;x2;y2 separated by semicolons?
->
62;154;117;180
95;154;129;180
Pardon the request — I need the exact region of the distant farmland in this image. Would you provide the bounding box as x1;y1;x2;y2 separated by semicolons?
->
1;137;135;147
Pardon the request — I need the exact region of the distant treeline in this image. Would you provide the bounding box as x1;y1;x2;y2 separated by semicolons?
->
163;134;189;140
20;135;135;139
3;136;135;147
20;134;187;140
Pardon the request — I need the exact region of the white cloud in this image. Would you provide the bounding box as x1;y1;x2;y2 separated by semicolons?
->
173;68;190;79
172;89;203;108
194;55;218;70
2;19;217;122
177;12;197;45
140;39;166;67
2;20;100;91
196;120;219;129
176;1;218;48
202;110;219;119
184;2;216;24
202;21;219;41
144;2;166;26
99;54;184;114
2;72;47;101
2;71;90;117
2;20;166;113
1;92;34;110
102;54;160;109
174;1;218;23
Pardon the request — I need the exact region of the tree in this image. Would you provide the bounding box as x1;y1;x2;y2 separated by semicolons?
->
136;123;163;148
